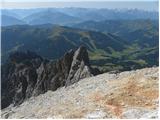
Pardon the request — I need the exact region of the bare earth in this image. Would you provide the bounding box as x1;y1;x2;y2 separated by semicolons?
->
1;67;159;119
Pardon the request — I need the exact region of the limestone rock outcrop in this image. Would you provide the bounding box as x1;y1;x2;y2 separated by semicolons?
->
1;46;99;109
1;67;158;119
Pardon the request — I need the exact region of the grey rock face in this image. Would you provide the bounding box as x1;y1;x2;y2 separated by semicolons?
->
122;108;158;119
1;51;43;109
66;46;93;86
1;46;98;109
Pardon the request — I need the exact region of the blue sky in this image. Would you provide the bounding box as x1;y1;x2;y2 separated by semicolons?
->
2;0;158;11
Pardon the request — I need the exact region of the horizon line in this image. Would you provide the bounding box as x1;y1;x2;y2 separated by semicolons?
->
1;7;158;12
1;1;158;12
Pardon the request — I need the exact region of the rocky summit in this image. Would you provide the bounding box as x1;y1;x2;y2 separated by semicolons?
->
1;67;158;119
1;46;99;109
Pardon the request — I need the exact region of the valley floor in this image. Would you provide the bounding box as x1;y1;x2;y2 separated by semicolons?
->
1;67;159;119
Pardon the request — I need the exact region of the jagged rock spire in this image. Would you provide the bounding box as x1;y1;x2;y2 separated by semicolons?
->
1;46;99;109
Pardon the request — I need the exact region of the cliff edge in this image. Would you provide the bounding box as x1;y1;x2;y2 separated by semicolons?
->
1;67;159;119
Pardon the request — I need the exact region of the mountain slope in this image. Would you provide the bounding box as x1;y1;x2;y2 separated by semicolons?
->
1;24;127;62
1;15;26;26
2;24;158;72
1;67;158;119
58;8;158;20
73;19;159;48
2;8;158;26
72;19;159;71
1;10;21;19
23;10;81;25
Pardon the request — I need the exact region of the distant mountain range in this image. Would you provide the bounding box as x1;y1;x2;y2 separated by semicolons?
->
23;10;81;25
1;15;26;26
2;21;158;72
1;24;127;61
1;8;158;72
58;8;158;20
1;8;158;26
73;19;159;48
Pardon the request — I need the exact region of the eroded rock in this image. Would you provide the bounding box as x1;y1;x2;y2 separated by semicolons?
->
1;46;97;109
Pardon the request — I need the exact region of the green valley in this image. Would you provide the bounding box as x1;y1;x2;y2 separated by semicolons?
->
2;23;158;72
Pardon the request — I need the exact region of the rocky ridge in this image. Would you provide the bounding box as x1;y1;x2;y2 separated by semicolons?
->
1;67;159;119
1;46;99;109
